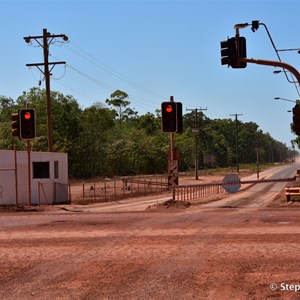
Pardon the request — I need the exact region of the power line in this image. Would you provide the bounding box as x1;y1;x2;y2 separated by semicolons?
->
52;80;99;103
66;40;167;100
66;63;115;92
258;22;300;97
49;51;160;112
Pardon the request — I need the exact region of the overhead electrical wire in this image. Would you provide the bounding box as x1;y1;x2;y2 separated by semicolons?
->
65;63;153;109
66;63;116;92
66;40;167;100
49;51;158;111
53;80;99;103
259;22;300;97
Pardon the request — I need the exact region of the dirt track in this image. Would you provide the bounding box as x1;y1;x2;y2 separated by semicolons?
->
1;168;300;300
1;194;300;300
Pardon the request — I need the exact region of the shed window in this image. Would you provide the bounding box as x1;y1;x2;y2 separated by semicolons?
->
33;162;50;179
54;161;59;179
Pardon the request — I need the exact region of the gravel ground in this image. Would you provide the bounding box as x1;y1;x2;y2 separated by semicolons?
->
1;169;300;300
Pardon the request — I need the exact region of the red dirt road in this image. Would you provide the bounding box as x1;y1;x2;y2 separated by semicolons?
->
1;166;300;299
1;202;300;300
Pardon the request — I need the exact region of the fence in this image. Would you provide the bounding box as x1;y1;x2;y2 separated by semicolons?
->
38;182;69;206
69;175;228;204
69;176;169;204
175;184;227;202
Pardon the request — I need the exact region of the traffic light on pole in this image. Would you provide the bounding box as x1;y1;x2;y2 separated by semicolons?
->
161;102;183;133
20;108;36;140
220;37;236;67
292;104;300;136
11;111;20;138
162;102;177;133
235;36;247;68
176;102;183;133
220;37;247;68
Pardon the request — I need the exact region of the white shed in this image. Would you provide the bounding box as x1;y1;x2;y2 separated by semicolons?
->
0;150;68;206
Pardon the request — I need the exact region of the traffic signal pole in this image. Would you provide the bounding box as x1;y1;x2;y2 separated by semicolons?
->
27;140;31;206
170;96;175;202
161;97;182;201
240;57;300;88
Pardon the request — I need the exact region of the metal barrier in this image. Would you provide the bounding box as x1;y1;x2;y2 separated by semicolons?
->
175;184;227;202
172;176;298;202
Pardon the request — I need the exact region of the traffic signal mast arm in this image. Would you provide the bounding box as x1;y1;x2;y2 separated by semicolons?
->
240;57;300;88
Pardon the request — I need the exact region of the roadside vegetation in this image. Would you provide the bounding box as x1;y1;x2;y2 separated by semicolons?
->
0;89;297;179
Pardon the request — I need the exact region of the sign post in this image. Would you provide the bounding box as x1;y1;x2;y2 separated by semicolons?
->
168;160;179;188
169;96;176;201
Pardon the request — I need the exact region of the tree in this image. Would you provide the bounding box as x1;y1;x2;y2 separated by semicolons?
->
105;90;130;123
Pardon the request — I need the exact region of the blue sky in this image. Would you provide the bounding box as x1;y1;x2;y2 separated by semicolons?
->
1;0;300;147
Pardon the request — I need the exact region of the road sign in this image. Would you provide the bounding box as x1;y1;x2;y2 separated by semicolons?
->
222;173;241;193
168;160;178;187
168;160;178;174
168;175;178;186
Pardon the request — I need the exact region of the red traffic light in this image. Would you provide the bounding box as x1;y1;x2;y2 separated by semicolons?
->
165;105;173;113
161;102;182;133
20;108;36;140
24;112;32;120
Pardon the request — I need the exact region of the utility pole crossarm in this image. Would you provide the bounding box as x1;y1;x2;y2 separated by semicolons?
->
26;62;66;75
24;33;68;44
26;62;66;67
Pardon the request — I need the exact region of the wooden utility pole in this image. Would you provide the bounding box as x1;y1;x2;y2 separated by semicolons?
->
230;113;243;173
24;29;68;152
186;107;207;180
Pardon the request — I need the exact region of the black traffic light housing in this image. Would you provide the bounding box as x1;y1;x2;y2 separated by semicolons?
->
20;108;36;140
12;111;20;138
292;104;300;136
220;36;247;68
161;102;182;133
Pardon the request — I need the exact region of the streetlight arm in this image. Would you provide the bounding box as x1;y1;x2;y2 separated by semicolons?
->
274;97;297;103
241;57;300;89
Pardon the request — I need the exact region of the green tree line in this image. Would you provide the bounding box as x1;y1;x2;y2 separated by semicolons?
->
0;88;297;178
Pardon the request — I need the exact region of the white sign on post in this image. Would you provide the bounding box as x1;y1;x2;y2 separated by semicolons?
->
222;173;241;193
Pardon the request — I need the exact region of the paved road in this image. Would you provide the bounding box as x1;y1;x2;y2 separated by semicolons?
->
200;163;300;209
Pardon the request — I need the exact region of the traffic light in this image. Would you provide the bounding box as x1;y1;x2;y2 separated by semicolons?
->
20;108;36;140
292;104;300;136
220;37;236;67
11;111;20;138
236;37;247;68
161;102;183;133
176;102;183;133
220;37;247;68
